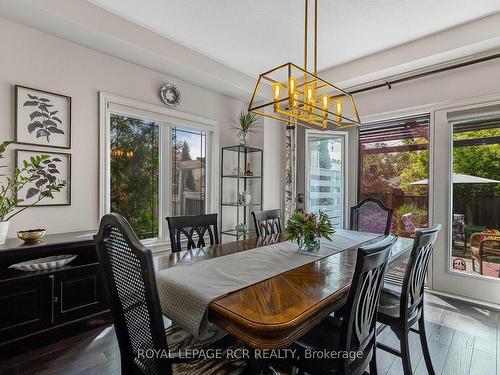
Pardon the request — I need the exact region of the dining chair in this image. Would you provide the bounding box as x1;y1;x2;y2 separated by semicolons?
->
252;209;282;237
376;225;441;375
95;213;245;375
350;198;394;235
166;213;219;252
291;235;397;375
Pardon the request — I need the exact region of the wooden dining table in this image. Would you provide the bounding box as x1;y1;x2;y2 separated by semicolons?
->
154;233;413;350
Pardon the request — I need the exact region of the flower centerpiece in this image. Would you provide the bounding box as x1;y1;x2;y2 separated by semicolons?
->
284;211;334;252
233;111;259;146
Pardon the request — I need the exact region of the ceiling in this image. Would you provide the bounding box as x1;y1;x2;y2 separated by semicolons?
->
87;0;500;77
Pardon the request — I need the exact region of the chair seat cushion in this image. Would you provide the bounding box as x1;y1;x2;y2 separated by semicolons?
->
292;316;343;374
377;284;402;320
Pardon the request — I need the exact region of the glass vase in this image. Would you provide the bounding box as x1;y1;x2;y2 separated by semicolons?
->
239;132;249;146
298;235;321;252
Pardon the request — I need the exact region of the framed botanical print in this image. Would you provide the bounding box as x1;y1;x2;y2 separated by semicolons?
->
15;149;71;207
15;85;71;149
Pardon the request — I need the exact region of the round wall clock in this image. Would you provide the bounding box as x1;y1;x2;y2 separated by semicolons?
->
160;83;181;107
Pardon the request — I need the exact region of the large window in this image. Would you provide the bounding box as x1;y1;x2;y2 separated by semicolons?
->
358;115;430;237
102;95;214;243
110;114;160;239
451;118;500;277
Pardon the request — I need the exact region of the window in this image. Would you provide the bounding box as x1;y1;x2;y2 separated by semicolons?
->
358;115;430;237
450;118;500;277
110;114;160;239
100;93;215;245
171;127;207;216
306;132;347;229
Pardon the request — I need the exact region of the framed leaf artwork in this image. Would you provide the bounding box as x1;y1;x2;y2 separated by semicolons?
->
15;149;71;207
15;85;71;149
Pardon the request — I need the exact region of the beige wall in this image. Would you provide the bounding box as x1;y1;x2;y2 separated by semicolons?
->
0;19;254;237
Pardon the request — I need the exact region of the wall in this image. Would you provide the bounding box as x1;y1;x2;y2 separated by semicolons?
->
0;18;253;237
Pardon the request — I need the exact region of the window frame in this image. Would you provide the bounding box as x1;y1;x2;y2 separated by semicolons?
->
99;92;219;248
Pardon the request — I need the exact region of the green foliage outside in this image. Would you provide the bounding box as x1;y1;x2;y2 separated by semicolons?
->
178;140;196;191
110;115;159;240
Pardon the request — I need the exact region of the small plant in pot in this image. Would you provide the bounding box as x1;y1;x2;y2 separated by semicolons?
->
284;211;335;252
233;111;259;146
0;141;67;244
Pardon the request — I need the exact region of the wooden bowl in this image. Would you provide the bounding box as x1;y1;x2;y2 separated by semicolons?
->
17;229;47;243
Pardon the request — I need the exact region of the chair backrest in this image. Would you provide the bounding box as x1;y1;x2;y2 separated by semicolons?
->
95;213;171;375
252;209;282;237
341;235;397;375
400;225;441;324
166;213;219;253
350;198;393;235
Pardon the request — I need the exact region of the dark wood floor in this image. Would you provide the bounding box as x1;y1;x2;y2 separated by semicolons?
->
0;292;498;375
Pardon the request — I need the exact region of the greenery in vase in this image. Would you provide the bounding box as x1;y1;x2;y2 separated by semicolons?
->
233;111;259;141
284;211;335;245
0;141;67;222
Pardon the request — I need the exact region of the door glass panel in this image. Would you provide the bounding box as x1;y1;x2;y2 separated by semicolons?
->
171;127;207;216
307;134;344;228
451;119;500;278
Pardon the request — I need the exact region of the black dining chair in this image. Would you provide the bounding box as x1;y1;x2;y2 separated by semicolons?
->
351;198;394;235
252;209;282;237
95;213;245;375
291;235;397;375
376;225;441;375
166;213;219;253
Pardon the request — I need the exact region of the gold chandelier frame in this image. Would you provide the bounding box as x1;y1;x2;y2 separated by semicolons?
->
248;0;361;130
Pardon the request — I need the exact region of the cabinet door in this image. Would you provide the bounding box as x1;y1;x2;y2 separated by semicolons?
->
54;265;106;324
0;276;52;343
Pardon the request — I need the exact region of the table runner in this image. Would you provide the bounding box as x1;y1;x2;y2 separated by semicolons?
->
156;230;379;337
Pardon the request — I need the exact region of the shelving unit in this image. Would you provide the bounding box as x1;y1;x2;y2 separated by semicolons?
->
220;145;263;241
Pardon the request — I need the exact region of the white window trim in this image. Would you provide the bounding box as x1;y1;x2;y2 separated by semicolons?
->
304;129;349;229
99;91;219;249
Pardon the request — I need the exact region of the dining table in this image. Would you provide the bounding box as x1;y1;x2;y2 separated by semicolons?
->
154;230;413;351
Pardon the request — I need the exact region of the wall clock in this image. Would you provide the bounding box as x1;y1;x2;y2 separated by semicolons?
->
160;83;181;107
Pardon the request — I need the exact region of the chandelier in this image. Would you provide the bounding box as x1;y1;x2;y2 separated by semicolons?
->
248;0;361;130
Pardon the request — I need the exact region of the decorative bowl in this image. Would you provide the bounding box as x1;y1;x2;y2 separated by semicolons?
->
9;254;77;272
17;229;47;243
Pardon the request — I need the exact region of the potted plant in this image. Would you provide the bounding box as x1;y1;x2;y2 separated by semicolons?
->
234;111;259;146
284;211;335;252
0;141;67;244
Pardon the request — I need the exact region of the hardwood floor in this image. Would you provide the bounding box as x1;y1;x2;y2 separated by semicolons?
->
0;292;498;375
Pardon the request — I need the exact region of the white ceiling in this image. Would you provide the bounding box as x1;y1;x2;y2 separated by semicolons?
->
88;0;500;76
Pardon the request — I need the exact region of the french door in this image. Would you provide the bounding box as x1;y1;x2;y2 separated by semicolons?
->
305;130;348;229
433;101;500;305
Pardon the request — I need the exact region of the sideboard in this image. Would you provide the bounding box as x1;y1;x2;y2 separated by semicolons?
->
0;231;110;358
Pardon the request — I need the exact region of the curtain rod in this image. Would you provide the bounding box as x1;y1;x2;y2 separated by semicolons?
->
350;52;500;95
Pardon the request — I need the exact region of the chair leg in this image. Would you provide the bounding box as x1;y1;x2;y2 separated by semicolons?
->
370;338;378;375
418;316;436;375
396;327;413;375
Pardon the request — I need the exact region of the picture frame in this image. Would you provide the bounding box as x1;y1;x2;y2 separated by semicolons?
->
15;149;71;207
15;85;71;149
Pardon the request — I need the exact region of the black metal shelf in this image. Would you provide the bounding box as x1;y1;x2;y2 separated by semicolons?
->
222;175;262;179
220;145;263;242
221;202;262;207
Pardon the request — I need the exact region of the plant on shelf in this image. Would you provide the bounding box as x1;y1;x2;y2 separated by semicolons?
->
233;111;259;146
0;141;67;244
284;211;334;252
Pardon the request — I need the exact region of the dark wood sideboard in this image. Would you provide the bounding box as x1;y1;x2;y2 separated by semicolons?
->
0;231;110;358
